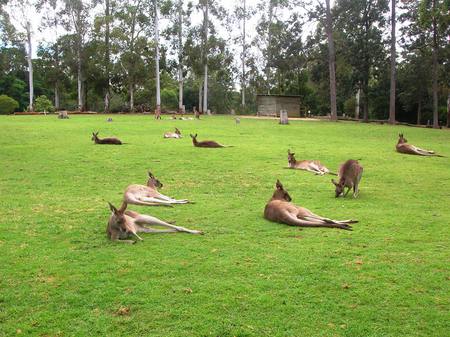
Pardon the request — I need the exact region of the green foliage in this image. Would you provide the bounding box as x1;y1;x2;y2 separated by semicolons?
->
0;116;449;336
161;88;178;110
0;94;19;114
34;95;55;112
343;96;356;117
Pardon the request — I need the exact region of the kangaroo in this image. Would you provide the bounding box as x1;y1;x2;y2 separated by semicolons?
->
124;171;191;207
164;128;182;139
396;133;443;157
331;159;363;198
190;134;227;148
264;180;357;230
287;149;336;175
91;131;122;145
107;202;202;243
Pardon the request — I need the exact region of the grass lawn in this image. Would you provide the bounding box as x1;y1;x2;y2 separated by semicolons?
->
0;115;449;337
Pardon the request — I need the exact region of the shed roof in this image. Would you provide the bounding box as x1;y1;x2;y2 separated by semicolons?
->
256;94;301;98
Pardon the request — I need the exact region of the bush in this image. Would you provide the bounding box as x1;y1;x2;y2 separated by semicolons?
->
343;97;357;117
35;95;55;113
0;94;19;114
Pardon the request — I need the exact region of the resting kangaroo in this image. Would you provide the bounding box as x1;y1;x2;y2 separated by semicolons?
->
396;133;443;157
124;171;191;206
107;202;202;243
264;180;357;230
91;131;122;145
287;149;336;175
164;128;182;139
190;134;227;148
331;159;363;198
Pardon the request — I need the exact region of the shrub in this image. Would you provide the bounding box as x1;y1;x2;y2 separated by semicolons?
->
344;97;357;118
0;94;19;114
35;95;55;113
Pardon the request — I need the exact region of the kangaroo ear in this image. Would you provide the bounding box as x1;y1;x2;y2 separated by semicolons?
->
331;179;338;186
276;179;283;190
288;149;291;154
195;133;197;137
108;202;118;214
148;171;154;178
190;134;193;138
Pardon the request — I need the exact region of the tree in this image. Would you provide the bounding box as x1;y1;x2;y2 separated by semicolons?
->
154;0;161;115
388;0;396;124
325;0;337;121
418;0;449;128
334;0;389;121
8;0;36;111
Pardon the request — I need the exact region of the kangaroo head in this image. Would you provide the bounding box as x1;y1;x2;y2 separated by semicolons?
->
331;179;345;198
287;149;296;163
272;179;292;202
108;202;127;231
398;133;407;144
175;128;181;135
190;134;198;142
147;171;163;189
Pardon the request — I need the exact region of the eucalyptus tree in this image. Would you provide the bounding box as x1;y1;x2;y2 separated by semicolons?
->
334;0;389;122
161;0;193;113
417;0;449;128
112;0;152;112
7;0;37;111
153;0;161;115
388;0;396;124
60;0;93;111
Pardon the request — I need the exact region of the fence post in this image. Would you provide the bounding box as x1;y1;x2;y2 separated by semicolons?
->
279;110;289;124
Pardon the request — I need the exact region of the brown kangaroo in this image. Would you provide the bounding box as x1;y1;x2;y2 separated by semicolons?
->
107;202;202;243
91;131;122;145
287;149;336;175
331;159;363;198
123;171;191;207
164;128;182;139
396;133;443;157
190;134;226;148
264;180;357;230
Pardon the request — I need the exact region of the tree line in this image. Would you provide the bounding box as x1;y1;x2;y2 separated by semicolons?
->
0;0;448;126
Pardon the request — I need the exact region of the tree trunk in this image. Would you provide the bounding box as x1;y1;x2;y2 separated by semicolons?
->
241;0;246;108
154;0;161;116
26;21;34;112
417;100;422;125
198;82;203;113
202;0;208;114
178;0;183;113
446;92;450;128
54;84;60;110
130;83;134;112
104;0;111;113
388;0;396;124
266;1;274;94
355;87;360;119
431;0;439;128
77;46;83;111
362;81;369;122
325;0;337;121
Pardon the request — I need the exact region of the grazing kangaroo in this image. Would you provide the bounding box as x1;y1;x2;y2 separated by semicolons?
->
190;134;227;148
331;159;363;198
264;180;357;230
396;133;443;157
107;202;202;243
164;128;182;139
91;131;122;145
287;149;336;175
124;171;191;207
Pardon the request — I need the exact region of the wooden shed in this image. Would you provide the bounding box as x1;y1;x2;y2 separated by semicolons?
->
256;94;301;117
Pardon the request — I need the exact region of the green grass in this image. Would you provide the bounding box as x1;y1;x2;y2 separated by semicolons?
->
0;115;449;337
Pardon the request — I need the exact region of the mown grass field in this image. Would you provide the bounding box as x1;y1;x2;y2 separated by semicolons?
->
0;115;449;337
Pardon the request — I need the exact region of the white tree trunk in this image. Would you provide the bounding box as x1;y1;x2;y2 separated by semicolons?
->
202;0;208;114
155;0;161;113
388;0;396;124
241;0;246;107
325;0;337;121
178;0;183;112
355;88;360;119
54;84;59;110
77;46;83;111
26;21;34;112
130;83;134;112
198;82;202;113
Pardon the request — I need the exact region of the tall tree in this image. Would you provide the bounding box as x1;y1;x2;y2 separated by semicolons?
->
388;0;396;124
61;0;92;111
202;0;208;113
104;0;111;113
8;0;35;111
418;0;449;128
325;0;337;121
154;0;161;116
